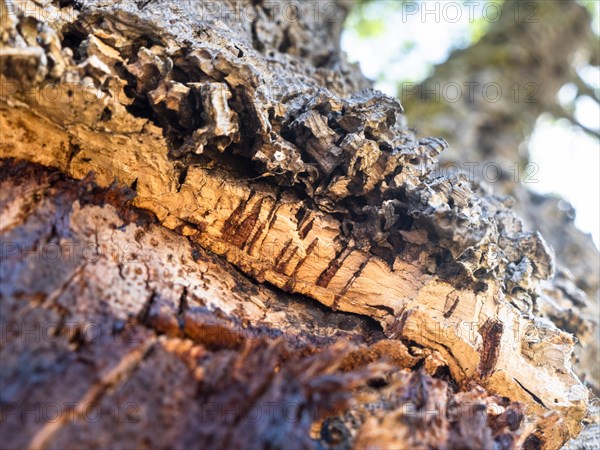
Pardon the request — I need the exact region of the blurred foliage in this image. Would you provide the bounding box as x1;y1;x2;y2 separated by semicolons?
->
578;0;600;29
345;0;405;38
346;0;494;44
468;14;489;44
347;1;597;43
344;0;492;87
345;1;597;106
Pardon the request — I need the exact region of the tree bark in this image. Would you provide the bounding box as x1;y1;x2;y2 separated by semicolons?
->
0;1;592;449
401;0;600;399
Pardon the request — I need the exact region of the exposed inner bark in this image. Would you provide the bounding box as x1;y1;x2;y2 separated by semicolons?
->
1;160;533;450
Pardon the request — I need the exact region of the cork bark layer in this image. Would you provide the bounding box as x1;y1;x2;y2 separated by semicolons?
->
0;1;592;449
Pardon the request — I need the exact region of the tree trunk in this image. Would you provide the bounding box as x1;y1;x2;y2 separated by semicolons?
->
402;0;600;401
0;1;592;449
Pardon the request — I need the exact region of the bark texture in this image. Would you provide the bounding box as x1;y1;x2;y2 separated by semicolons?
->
402;0;600;399
0;0;593;449
400;2;600;445
0;160;534;450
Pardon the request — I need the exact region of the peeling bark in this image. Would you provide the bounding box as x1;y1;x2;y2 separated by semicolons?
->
401;0;600;403
1;161;533;450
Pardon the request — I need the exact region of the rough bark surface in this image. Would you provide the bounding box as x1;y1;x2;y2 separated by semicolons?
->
402;0;600;403
1;160;537;450
0;1;593;449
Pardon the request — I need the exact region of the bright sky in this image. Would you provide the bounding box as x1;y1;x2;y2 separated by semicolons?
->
341;1;600;247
